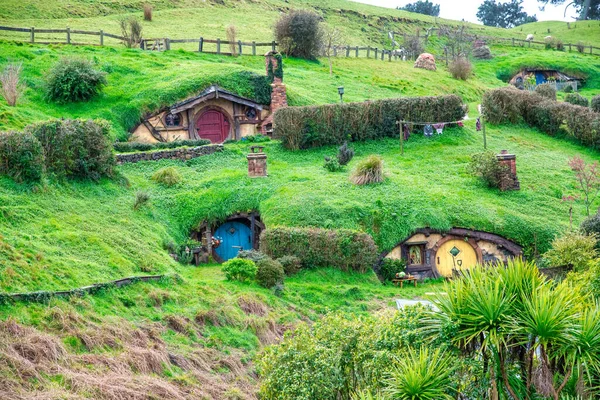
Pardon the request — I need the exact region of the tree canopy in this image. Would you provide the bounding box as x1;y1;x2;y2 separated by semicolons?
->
477;0;538;28
538;0;599;20
398;0;441;17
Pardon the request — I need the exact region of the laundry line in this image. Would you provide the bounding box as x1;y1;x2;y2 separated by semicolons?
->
396;119;466;126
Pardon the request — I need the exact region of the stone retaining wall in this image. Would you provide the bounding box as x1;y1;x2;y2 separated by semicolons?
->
116;144;223;164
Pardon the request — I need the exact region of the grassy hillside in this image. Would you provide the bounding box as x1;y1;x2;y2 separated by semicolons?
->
1;40;599;140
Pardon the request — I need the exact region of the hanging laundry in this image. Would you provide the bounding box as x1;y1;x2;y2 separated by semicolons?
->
403;124;410;141
476;117;482;132
424;124;433;137
433;123;445;135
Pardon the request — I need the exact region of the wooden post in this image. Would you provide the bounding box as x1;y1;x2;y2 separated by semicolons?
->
100;30;104;46
199;37;203;52
30;27;34;43
397;119;404;155
591;45;593;54
252;41;256;56
482;117;487;149
512;38;515;46
568;43;571;52
388;51;392;61
381;50;384;61
528;40;531;48
238;40;242;55
367;46;370;58
375;47;378;59
217;38;221;54
205;228;212;262
271;41;276;52
346;46;350;57
165;38;170;50
355;46;359;57
66;27;71;44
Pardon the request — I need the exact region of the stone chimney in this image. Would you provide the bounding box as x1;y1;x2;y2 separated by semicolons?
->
247;145;267;178
496;150;520;191
261;51;287;135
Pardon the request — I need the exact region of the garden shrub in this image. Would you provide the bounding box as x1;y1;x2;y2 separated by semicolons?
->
151;167;181;187
591;95;600;113
256;258;285;288
379;258;406;282
555;39;565;51
0;131;45;182
133;191;150;210
581;213;600;249
576;41;586;53
26;119;114;180
337;142;354;166
534;83;557;100
277;255;302;276
351;155;383;185
120;17;143;48
143;4;152;21
563;84;573;93
543;231;598;271
237;249;268;263
260;227;378;272
274;95;465;150
114;139;211;153
45;58;107;103
323;156;342;172
222;258;257;282
448;57;472;81
565;93;589;107
469;151;509;189
481;87;525;124
274;10;322;60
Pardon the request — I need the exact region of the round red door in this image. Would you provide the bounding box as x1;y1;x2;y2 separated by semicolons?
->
196;110;230;143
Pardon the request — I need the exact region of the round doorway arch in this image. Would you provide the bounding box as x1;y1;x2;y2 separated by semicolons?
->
195;107;231;143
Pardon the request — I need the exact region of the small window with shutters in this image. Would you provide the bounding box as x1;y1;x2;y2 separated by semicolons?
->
165;113;182;127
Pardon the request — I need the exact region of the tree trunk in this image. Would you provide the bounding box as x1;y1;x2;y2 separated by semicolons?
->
328;56;333;75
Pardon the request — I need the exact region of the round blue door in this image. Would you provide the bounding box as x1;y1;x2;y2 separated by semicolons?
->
214;221;252;261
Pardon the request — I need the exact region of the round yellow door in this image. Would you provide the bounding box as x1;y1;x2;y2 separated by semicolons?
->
435;239;478;277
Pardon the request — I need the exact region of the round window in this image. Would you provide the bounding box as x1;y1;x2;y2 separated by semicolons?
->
245;108;257;120
165;113;181;127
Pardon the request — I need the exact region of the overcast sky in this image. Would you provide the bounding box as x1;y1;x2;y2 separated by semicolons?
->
352;0;578;24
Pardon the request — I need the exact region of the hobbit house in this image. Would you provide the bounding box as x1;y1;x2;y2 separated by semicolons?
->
383;228;522;279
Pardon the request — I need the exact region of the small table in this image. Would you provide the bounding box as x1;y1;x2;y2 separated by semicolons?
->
392;277;418;288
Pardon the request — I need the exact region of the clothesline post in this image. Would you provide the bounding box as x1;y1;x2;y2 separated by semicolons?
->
482;117;487;149
396;119;404;155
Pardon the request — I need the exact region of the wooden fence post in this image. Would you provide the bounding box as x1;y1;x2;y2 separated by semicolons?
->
271;41;276;52
252;41;256;56
568;43;571;52
217;38;221;54
388;51;392;61
100;30;104;46
367;46;370;58
591;45;593;54
445;47;448;66
30;27;34;43
334;46;337;57
346;46;350;57
238;40;242;55
66;27;70;44
381;50;384;61
165;38;170;50
375;47;378;59
355;46;358;57
512;38;515;46
199;37;203;52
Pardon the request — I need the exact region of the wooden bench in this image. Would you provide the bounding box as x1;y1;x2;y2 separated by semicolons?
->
392;277;418;288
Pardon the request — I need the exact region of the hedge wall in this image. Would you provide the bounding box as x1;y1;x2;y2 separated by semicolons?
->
482;87;600;149
273;95;466;150
260;227;379;272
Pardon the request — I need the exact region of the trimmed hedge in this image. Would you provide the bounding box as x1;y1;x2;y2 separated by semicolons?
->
114;139;211;153
273;95;466;150
260;227;379;272
482;87;600;149
26;119;114;180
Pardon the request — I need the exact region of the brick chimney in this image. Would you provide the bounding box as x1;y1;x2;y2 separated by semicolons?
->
496;150;520;191
261;51;287;135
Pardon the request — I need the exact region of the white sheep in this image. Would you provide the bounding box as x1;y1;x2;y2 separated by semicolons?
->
526;34;534;41
545;35;552;40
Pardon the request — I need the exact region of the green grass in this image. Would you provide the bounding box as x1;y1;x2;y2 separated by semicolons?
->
1;40;599;140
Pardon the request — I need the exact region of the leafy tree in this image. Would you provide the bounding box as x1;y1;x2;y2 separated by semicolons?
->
537;0;599;20
477;0;538;28
274;10;323;60
398;0;441;17
569;155;600;216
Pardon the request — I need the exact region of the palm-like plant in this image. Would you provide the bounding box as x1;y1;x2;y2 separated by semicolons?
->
385;347;455;400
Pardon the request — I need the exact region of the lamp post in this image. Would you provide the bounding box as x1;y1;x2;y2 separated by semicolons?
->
338;86;344;104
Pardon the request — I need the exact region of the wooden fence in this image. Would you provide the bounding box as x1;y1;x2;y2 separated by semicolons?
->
0;25;126;46
141;37;277;55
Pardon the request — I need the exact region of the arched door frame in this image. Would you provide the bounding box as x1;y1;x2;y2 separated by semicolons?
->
430;235;482;277
192;105;233;142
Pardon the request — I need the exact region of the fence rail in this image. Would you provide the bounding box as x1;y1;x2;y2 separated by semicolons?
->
0;24;599;59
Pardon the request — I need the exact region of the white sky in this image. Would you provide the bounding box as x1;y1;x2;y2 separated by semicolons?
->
352;0;578;24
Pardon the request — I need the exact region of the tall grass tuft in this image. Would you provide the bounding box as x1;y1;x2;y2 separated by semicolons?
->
120;18;143;48
0;62;24;106
151;167;181;187
143;4;153;21
133;191;150;210
351;155;383;185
